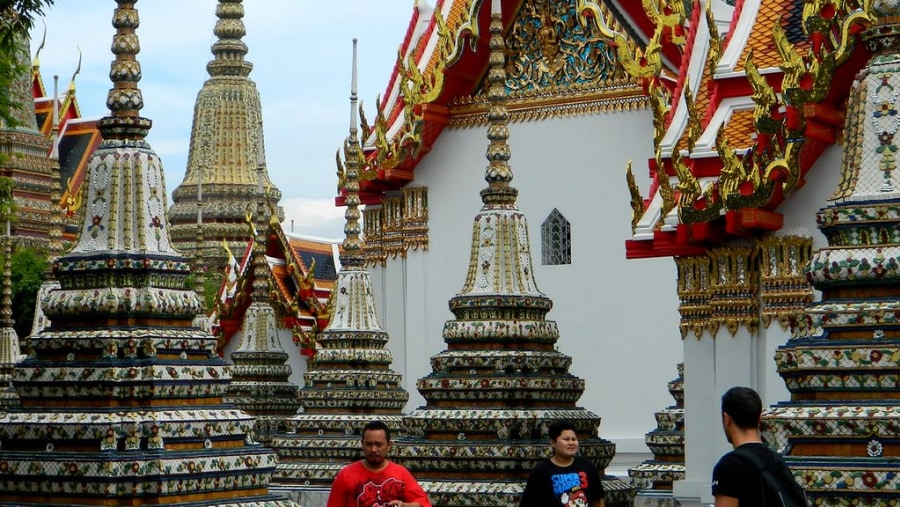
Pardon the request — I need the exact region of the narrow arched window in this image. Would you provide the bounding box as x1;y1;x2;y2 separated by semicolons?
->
541;208;571;265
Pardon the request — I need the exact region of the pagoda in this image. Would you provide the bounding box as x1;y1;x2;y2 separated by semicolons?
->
168;0;283;269
628;363;685;493
760;3;900;503
0;35;54;246
271;39;409;490
222;155;302;446
0;2;295;505
392;2;632;505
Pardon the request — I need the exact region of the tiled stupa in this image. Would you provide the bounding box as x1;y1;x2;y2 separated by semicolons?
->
271;39;409;488
760;3;900;503
0;222;19;410
392;2;633;505
628;363;685;491
223;159;301;446
168;0;283;269
0;2;296;505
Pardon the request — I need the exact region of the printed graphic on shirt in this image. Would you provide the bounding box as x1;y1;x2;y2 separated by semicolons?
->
552;471;590;507
355;477;407;507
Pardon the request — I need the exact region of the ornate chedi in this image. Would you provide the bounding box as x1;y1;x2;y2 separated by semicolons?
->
223;159;301;446
168;0;283;269
392;2;633;506
0;34;54;245
271;39;409;488
0;222;19;410
0;2;296;505
760;3;900;504
628;363;685;493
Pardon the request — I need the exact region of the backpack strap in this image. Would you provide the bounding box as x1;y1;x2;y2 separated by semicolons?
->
733;444;769;471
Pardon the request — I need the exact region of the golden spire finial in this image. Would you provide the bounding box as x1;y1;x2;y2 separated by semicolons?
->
97;0;151;140
481;0;518;206
341;38;365;268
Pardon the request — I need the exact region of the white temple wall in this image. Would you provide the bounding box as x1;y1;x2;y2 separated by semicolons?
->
369;107;684;453
674;143;844;506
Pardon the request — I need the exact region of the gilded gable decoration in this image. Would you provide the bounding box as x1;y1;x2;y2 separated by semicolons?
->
448;0;647;127
758;234;814;330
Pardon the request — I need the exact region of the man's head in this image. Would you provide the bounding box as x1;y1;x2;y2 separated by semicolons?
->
548;419;577;442
721;386;762;443
361;420;392;470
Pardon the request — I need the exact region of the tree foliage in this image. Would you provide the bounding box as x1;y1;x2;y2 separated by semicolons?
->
0;0;56;128
8;245;46;338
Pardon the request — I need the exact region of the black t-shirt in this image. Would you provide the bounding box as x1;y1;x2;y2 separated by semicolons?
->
519;456;605;507
712;442;780;504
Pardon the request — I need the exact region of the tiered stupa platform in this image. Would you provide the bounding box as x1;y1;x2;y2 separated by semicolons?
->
224;179;301;446
629;363;685;492
761;3;900;504
0;2;295;505
271;40;409;489
393;3;633;505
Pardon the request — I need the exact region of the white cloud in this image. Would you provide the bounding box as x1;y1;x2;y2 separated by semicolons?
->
279;197;345;240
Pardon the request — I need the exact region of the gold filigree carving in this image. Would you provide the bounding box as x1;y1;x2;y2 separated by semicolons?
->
758;235;814;330
675;255;712;339
649;78;671;149
402;186;428;251
576;0;666;80
381;196;405;259
655;149;676;221
363;206;385;267
709;245;759;336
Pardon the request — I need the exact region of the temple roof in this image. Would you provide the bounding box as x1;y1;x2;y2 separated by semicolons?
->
342;0;644;206
622;0;870;259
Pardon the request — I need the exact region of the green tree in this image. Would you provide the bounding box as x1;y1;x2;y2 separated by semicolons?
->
0;1;56;127
8;246;46;337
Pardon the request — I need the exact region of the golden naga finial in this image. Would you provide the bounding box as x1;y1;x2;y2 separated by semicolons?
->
576;0;663;79
626;160;644;234
682;77;702;153
335;148;346;195
705;0;723;77
655;149;676;220
672;149;701;210
644;0;687;45
359;100;370;139
648;78;671;148
745;49;780;134
716;125;751;201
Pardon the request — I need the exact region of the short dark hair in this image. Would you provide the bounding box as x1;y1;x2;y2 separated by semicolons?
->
722;386;762;429
548;419;577;441
363;420;391;442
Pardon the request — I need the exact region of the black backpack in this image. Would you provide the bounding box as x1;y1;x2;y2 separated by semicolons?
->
733;445;809;507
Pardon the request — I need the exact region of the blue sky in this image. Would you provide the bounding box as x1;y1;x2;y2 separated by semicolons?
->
29;0;416;239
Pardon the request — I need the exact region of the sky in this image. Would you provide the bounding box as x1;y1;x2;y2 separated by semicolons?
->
28;0;417;239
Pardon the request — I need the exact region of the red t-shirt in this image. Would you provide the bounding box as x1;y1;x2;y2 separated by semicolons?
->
327;461;432;507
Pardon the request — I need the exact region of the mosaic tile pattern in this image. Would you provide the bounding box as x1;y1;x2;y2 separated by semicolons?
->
0;2;296;505
629;363;685;491
391;5;633;506
167;0;283;269
762;5;900;504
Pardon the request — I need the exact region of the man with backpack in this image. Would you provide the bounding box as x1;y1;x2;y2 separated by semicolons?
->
712;386;808;506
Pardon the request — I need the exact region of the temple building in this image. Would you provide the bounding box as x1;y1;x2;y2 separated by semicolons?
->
616;0;900;505
0;2;296;505
386;2;630;505
271;41;409;496
350;0;682;471
168;0;284;269
1;37;55;246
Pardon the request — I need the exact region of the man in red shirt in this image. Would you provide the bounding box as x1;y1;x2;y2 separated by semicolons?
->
327;420;432;507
